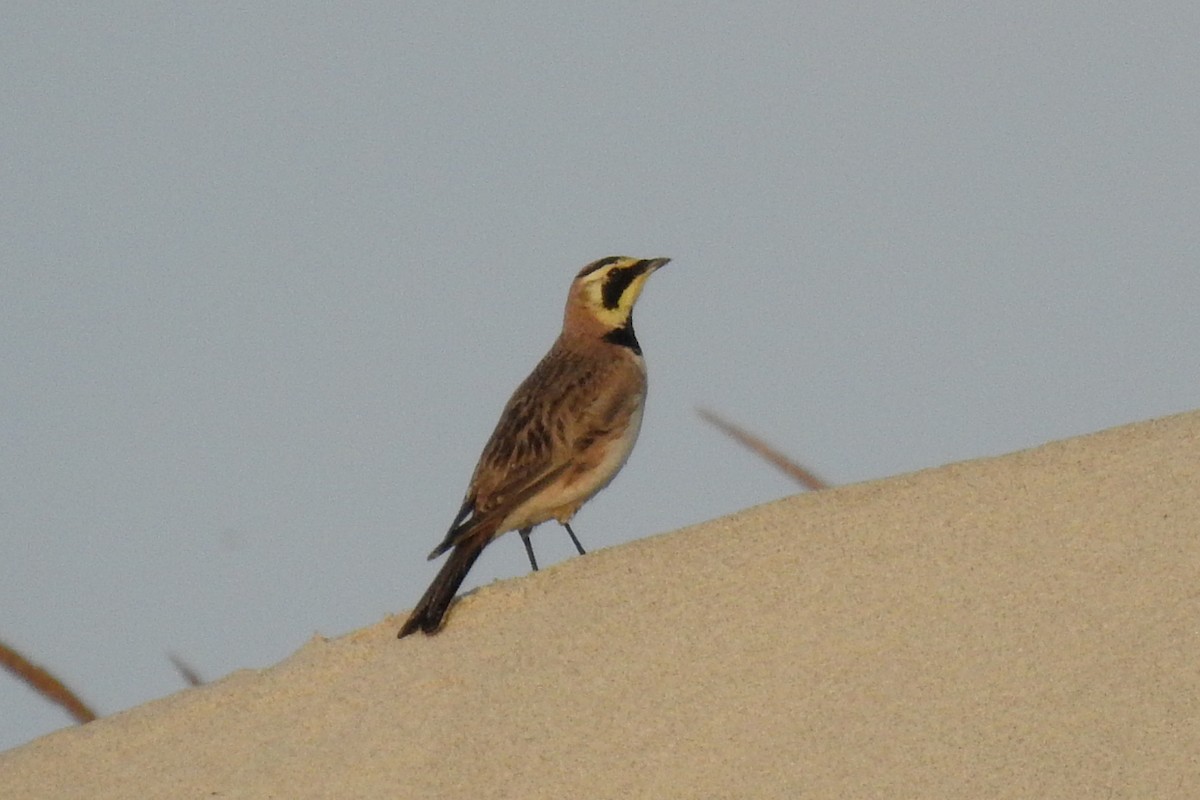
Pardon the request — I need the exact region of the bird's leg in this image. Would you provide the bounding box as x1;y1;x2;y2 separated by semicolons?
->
563;523;586;556
518;527;539;571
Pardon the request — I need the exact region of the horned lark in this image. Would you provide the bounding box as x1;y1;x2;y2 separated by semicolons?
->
398;256;670;637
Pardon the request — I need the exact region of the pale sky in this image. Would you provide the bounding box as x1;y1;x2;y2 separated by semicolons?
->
4;4;1198;751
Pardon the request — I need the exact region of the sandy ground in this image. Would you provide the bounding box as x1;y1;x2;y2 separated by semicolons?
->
3;410;1198;798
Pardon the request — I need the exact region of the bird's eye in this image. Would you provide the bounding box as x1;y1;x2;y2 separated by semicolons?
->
601;264;644;309
576;256;623;280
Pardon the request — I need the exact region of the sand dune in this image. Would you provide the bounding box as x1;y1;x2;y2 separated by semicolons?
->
3;410;1198;798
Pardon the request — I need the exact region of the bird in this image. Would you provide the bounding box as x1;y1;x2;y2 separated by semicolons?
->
398;255;670;637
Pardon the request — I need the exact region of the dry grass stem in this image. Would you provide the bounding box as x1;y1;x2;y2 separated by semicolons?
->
697;408;830;491
167;653;205;687
0;638;97;724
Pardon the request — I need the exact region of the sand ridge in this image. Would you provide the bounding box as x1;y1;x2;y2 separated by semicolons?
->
2;410;1198;798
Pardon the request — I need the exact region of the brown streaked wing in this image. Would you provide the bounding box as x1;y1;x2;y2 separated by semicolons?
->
468;347;628;496
433;461;572;554
456;340;643;539
469;346;593;496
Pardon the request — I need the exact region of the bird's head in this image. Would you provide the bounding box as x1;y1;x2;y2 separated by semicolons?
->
564;256;670;339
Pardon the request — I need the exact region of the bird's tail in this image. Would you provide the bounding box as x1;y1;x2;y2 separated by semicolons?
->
398;535;488;638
